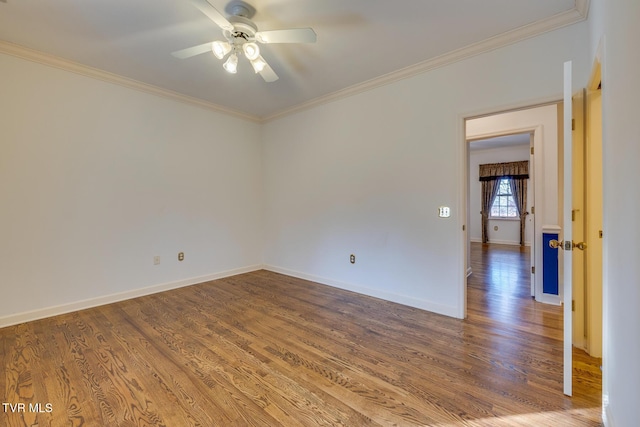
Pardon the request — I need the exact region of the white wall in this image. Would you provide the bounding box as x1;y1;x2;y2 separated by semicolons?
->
262;23;588;318
0;53;263;325
588;1;640;426
468;145;533;245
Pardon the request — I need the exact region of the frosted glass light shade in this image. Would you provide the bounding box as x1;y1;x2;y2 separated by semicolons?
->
250;56;267;73
212;41;231;59
223;54;238;73
243;43;260;61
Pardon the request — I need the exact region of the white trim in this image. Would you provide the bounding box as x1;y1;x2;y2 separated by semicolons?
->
0;265;264;328
465;100;562;124
536;293;562;306
603;396;613;427
0;41;260;124
574;0;590;20
458;111;468;319
467;126;544;141
264;265;461;319
0;1;588;124
488;216;520;221
263;2;589;122
470;238;531;246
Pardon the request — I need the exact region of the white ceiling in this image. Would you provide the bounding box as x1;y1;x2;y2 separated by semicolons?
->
0;0;585;120
469;133;531;151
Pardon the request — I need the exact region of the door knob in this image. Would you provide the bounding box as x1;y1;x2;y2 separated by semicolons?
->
549;239;563;249
573;241;587;250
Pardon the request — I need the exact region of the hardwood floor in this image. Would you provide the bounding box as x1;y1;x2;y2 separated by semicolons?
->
467;243;602;409
1;248;602;426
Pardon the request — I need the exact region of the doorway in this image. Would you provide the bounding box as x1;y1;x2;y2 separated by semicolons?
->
465;104;559;304
563;74;603;360
466;132;534;303
558;59;604;396
461;85;603;397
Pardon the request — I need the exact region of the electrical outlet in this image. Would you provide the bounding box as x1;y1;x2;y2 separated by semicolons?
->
350;254;356;264
178;252;184;262
153;256;160;265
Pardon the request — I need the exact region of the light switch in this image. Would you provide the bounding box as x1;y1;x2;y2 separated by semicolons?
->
438;206;451;218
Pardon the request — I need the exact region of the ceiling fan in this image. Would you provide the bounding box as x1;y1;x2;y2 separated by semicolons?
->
173;0;317;82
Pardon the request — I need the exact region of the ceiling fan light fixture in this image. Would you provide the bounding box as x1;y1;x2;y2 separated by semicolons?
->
212;41;231;59
223;53;238;73
250;56;267;73
243;42;260;61
178;0;317;82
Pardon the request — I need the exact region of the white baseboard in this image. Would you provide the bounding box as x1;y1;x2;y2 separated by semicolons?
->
603;398;613;427
470;238;531;246
0;265;264;328
535;293;562;306
264;265;460;319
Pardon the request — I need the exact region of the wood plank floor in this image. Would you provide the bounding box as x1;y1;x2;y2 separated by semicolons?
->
1;245;602;426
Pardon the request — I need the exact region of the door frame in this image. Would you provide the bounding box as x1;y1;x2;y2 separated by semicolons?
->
562;53;605;391
462;102;562;317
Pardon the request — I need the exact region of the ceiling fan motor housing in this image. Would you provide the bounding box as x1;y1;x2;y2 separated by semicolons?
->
225;0;256;19
225;16;258;41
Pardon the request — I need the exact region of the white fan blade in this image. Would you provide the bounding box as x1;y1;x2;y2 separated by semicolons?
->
259;61;279;82
171;42;212;59
255;28;316;44
189;0;234;32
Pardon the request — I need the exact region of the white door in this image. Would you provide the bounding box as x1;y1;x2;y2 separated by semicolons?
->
572;89;587;352
529;136;535;297
563;61;573;396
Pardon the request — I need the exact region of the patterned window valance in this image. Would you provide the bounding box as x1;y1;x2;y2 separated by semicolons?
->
479;161;529;181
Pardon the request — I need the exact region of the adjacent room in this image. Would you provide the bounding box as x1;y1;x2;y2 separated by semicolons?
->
1;0;638;426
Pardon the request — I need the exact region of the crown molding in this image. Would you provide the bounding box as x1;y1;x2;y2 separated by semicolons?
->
263;0;590;122
1;0;589;124
574;0;590;19
0;40;261;123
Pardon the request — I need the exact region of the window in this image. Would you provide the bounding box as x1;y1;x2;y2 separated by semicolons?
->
490;178;518;218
